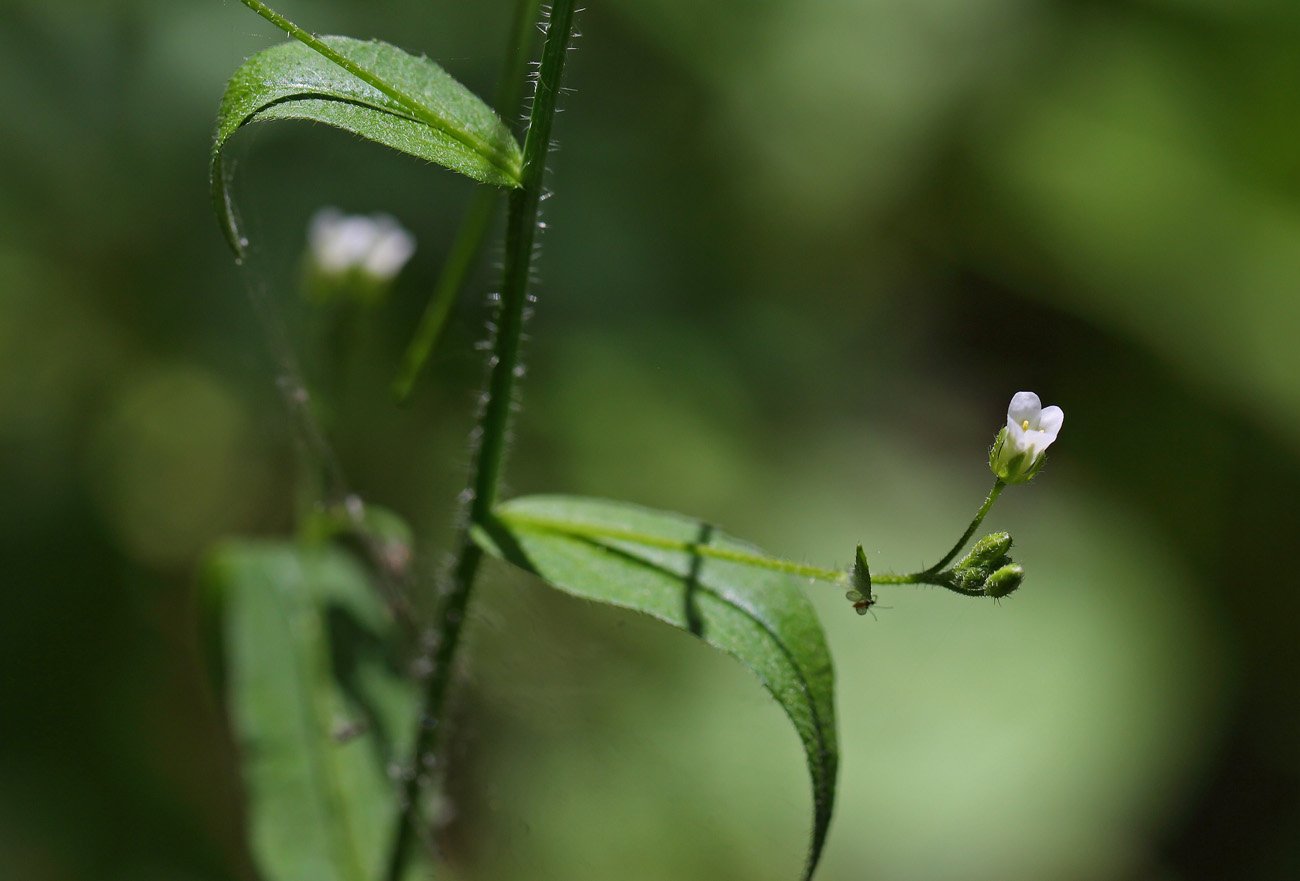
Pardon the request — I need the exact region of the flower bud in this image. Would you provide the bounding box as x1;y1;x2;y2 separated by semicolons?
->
984;563;1025;599
957;532;1013;570
957;564;992;591
990;391;1063;485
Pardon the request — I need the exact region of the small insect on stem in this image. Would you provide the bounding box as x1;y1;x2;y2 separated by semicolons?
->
845;543;878;618
844;589;878;618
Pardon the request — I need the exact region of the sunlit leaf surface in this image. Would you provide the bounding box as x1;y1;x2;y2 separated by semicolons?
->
475;495;838;881
212;36;523;255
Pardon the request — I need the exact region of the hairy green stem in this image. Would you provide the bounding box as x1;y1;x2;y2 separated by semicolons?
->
383;3;578;878
923;478;1005;574
491;0;547;122
237;0;519;180
392;0;545;402
470;3;574;513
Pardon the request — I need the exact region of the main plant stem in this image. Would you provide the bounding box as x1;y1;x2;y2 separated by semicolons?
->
384;2;578;878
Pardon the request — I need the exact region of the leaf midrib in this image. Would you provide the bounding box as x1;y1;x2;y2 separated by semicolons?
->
237;1;520;182
277;559;369;881
250;91;427;129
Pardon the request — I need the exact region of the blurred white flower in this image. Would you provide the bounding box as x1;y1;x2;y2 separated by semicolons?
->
308;208;415;282
990;391;1063;484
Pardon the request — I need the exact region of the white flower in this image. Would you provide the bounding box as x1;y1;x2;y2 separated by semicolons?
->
308;208;416;282
1005;391;1063;457
990;391;1063;484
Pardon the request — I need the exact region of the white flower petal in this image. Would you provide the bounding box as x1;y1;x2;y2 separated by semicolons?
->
1036;405;1064;442
315;216;377;272
308;207;344;243
308;208;416;281
1005;418;1032;453
363;233;415;279
1007;391;1042;428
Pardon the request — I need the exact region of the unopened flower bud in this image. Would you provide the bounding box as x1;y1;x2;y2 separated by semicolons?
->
957;564;992;591
958;532;1013;569
990;391;1063;485
984;563;1025;598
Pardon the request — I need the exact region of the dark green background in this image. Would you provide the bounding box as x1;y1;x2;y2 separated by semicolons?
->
3;0;1299;879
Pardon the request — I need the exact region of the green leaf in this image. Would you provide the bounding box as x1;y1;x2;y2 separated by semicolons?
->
212;36;524;256
473;495;838;881
200;540;430;881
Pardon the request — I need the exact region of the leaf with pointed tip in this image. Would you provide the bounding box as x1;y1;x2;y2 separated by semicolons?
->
212;36;523;255
473;495;838;881
200;540;432;881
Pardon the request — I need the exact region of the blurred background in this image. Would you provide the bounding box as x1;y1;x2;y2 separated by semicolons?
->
3;0;1299;878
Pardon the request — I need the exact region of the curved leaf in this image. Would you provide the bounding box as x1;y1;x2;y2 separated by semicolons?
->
200;540;431;881
212;36;524;255
473;495;838;881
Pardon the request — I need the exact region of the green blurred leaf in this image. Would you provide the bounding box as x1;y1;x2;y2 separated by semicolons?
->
201;540;430;881
212;36;523;255
474;495;838;881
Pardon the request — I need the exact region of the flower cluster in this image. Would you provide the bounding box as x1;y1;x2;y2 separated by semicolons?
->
951;531;1023;598
847;390;1060;617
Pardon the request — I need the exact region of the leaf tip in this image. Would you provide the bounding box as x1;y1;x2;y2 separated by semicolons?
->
210;148;250;259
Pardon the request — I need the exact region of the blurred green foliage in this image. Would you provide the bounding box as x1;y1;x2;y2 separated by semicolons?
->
200;540;427;881
3;0;1300;879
